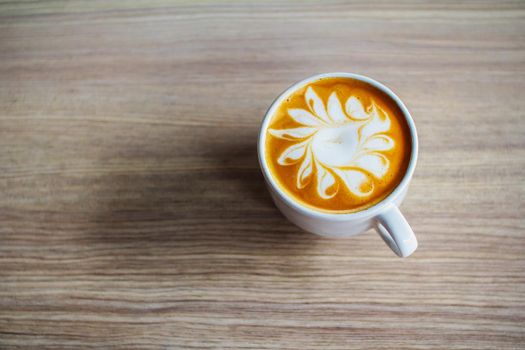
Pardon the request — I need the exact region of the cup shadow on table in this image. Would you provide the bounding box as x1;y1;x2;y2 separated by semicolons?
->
87;132;328;275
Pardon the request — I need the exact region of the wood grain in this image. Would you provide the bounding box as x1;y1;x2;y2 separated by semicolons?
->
1;1;524;349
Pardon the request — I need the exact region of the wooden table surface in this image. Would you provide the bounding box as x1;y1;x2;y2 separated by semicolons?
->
1;1;524;349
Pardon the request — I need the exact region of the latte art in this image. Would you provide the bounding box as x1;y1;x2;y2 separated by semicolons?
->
264;77;411;213
269;86;394;199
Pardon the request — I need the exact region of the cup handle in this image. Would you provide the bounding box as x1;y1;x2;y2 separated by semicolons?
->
375;205;418;257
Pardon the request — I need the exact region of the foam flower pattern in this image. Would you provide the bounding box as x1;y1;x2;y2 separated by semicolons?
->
269;86;394;199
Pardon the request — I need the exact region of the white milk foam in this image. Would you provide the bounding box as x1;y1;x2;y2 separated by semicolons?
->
269;86;394;199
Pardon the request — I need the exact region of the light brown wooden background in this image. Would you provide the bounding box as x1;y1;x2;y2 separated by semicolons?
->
1;1;524;349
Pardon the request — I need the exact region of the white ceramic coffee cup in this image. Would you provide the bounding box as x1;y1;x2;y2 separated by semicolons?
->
258;72;418;257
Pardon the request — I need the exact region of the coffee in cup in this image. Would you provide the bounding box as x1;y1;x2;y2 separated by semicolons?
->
264;77;412;213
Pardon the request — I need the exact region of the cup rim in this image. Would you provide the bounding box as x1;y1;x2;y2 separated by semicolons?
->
258;72;418;221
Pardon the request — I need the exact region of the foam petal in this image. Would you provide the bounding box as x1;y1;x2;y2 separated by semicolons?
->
327;92;349;123
269;127;317;140
305;86;331;123
364;135;394;151
333;168;373;197
288;109;323;126
345;96;368;120
353;153;389;178
296;148;313;189
277;140;309;165
316;163;337;199
359;103;391;142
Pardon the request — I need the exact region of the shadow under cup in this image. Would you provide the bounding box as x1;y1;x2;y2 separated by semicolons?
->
257;72;418;257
